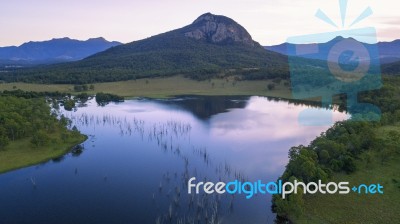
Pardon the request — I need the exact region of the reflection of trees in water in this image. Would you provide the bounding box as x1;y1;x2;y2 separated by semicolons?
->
152;132;247;224
66;113;146;138
155;95;346;122
64;113;247;224
71;144;85;157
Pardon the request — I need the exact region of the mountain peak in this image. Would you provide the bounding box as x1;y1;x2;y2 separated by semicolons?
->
332;36;345;41
184;13;256;47
87;37;106;42
51;37;72;41
328;36;359;44
192;12;219;24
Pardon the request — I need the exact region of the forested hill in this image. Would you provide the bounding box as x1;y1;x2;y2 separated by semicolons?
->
382;60;400;74
1;13;289;84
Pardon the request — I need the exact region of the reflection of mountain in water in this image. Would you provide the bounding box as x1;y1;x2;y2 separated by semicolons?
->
156;96;249;120
155;95;338;121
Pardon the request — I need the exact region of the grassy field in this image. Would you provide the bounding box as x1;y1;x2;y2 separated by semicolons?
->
293;125;400;224
0;131;87;174
0;76;292;99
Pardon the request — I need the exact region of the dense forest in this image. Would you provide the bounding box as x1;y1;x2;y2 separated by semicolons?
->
0;42;289;84
0;92;82;150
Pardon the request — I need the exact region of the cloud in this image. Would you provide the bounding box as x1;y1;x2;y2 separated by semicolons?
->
373;16;400;26
377;28;400;41
369;16;400;41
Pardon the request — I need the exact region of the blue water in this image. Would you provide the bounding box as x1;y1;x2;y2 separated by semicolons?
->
0;96;347;224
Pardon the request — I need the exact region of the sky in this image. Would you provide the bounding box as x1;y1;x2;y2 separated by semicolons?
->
0;0;399;47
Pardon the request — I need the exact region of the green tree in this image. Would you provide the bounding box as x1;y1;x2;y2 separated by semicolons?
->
267;83;275;90
64;99;75;111
31;130;50;147
0;135;9;149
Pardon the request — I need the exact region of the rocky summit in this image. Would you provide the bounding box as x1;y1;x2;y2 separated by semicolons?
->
184;13;255;47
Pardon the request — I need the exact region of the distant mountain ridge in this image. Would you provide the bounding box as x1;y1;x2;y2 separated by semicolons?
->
0;37;121;65
4;13;289;84
265;38;400;65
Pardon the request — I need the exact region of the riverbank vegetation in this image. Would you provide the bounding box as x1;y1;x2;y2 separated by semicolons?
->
95;92;124;105
273;75;400;223
294;127;400;223
0;93;86;173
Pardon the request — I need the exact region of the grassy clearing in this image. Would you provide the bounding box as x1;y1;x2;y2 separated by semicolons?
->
0;82;72;92
0;76;292;99
0;131;87;174
294;125;400;224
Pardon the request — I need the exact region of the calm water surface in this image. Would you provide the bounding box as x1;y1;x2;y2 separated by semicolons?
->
0;96;347;224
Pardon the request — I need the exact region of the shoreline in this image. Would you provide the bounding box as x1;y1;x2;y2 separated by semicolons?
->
0;134;87;175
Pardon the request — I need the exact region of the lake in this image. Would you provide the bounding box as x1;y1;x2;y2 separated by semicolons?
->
0;96;347;224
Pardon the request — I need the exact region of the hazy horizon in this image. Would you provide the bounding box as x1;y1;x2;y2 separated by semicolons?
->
1;0;399;47
1;34;398;49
